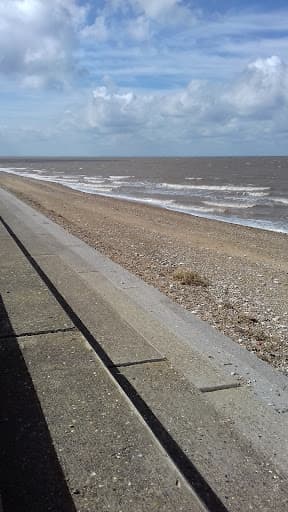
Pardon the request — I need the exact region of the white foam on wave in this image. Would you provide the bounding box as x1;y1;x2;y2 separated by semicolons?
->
203;200;256;209
0;167;49;180
67;180;117;191
0;166;286;234
185;177;204;181
60;176;81;183
0;167;78;186
71;183;114;193
158;183;270;192
247;191;270;197
0;167;23;173
108;175;134;180
126;197;175;208
166;205;288;233
270;197;288;206
170;203;226;214
83;176;103;182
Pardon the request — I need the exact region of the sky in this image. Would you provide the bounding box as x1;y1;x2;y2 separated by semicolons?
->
0;0;288;156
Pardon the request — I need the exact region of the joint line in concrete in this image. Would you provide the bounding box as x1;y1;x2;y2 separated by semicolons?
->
109;357;167;369
199;383;241;393
0;327;77;341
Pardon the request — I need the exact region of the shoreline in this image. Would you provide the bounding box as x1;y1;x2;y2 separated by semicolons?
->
0;173;287;375
0;167;287;235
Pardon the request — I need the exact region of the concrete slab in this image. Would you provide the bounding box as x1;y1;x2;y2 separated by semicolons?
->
23;234;83;255
2;206;83;250
0;287;73;337
59;244;131;274
79;270;238;390
205;385;288;477
11;235;59;256
0;223;10;238
2;220;47;238
0;330;203;512
0;238;24;260
120;281;288;408
35;254;164;365
57;246;103;272
34;255;238;395
119;361;288;512
0;244;74;337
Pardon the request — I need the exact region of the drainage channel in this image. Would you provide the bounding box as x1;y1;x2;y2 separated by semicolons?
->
1;216;229;512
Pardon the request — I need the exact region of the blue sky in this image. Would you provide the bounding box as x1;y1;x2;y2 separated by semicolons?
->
0;0;288;156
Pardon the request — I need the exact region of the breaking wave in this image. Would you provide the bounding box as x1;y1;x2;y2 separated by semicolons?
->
108;175;134;180
270;197;288;206
203;201;256;209
158;183;270;192
247;191;270;197
0;165;287;234
185;177;204;181
169;203;226;214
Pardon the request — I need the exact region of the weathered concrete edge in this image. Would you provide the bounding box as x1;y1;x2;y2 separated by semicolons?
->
0;187;287;408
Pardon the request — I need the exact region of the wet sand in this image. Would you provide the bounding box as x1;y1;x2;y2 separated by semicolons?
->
1;173;287;374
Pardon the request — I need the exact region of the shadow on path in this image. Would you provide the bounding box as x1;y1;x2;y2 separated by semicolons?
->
0;295;76;512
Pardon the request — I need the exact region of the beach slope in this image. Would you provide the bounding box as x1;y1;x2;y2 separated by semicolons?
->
0;173;287;374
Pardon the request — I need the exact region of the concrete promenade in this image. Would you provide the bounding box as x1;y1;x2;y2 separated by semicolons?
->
0;187;287;511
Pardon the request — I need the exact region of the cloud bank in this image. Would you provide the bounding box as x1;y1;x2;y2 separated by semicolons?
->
86;56;288;145
0;1;288;155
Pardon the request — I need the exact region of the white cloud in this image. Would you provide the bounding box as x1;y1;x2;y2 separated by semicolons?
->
126;15;151;41
105;0;194;32
226;56;288;116
127;0;196;26
0;0;86;86
80;15;109;42
87;85;154;131
131;0;181;19
86;56;288;143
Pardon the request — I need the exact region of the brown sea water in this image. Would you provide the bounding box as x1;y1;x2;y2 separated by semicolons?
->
0;157;287;233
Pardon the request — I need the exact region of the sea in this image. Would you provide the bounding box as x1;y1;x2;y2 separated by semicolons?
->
0;157;287;234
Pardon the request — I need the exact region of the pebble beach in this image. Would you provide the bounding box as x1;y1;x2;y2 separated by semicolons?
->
1;173;287;375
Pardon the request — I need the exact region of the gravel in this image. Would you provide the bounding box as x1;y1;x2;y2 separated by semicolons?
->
1;174;287;375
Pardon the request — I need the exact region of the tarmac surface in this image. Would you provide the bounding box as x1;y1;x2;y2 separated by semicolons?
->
0;187;287;511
